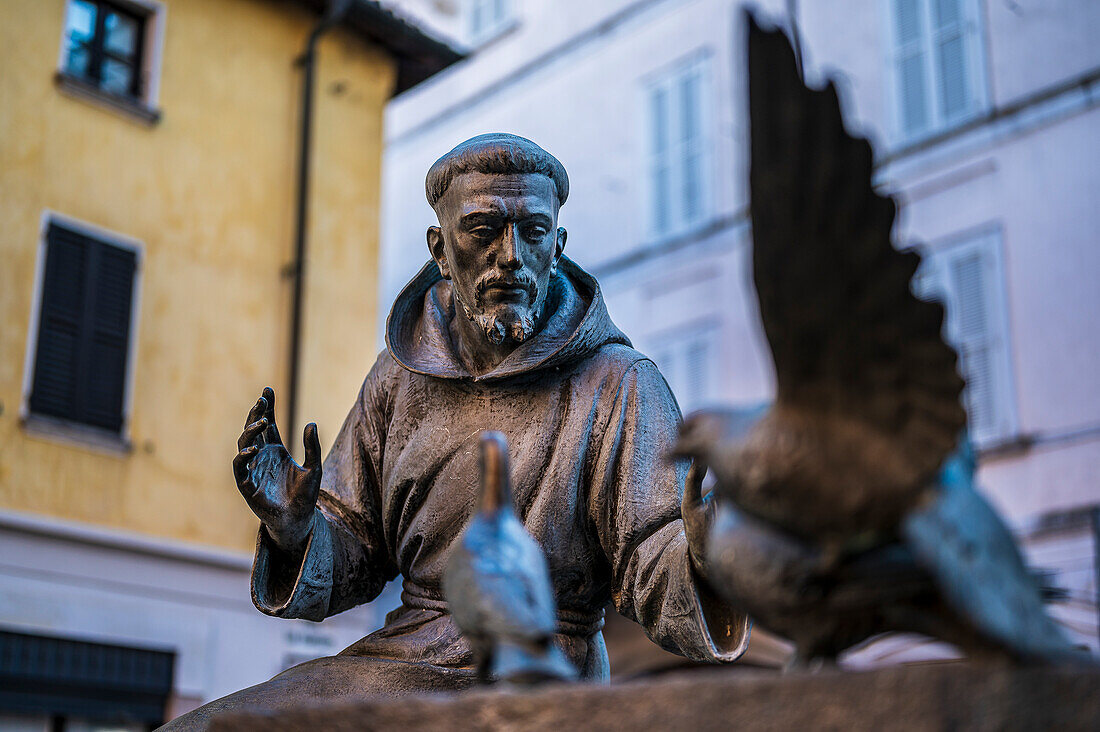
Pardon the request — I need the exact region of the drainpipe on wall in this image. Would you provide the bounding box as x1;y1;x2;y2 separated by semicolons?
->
286;0;354;447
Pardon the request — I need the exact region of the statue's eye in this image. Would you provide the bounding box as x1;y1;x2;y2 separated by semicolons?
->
470;226;497;239
523;225;548;240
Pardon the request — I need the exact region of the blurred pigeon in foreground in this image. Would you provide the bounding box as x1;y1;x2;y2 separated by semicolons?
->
443;431;578;684
672;12;1091;666
688;443;1085;664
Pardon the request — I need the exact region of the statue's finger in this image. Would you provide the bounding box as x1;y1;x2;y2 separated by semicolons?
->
245;396;266;429
238;418;267;451
682;460;707;513
233;445;258;494
262;387;282;446
303;422;321;473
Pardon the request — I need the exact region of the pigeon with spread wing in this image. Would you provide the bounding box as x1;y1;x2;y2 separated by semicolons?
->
673;12;1090;666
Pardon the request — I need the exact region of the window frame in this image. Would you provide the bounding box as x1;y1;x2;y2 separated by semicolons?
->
883;0;989;147
21;211;144;454
55;0;167;124
641;50;715;245
910;226;1017;448
465;0;517;48
643;317;721;414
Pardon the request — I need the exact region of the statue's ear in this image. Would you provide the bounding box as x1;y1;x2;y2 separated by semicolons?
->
427;227;450;279
551;227;567;275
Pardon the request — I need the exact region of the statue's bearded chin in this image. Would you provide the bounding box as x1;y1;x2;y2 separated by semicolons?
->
455;286;542;347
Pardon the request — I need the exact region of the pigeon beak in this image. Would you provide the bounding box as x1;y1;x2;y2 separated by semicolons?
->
667;414;703;463
666;439;693;464
479;430;512;513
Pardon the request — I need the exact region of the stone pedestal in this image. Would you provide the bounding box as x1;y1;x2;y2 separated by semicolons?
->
209;664;1100;731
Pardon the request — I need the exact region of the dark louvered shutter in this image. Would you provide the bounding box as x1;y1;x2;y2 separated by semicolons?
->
29;222;137;433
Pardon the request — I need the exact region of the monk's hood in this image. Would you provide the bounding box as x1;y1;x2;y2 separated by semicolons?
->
386;256;631;381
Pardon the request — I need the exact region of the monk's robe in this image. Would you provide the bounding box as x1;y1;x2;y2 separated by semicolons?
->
164;257;748;727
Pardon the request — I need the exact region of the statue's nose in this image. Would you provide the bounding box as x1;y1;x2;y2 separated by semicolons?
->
498;224;522;270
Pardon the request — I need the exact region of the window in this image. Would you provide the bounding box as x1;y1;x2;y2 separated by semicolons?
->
0;629;174;728
889;0;986;142
466;0;514;46
645;55;712;241
57;0;165;120
62;1;146;98
912;230;1016;446
649;326;717;414
26;218;140;439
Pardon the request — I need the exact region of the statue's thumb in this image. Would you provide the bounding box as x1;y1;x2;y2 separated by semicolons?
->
303;423;321;471
682;461;705;512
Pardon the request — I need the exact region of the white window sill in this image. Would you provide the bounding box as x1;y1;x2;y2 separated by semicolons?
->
54;71;161;126
887;107;989;161
465;18;520;52
21;412;132;457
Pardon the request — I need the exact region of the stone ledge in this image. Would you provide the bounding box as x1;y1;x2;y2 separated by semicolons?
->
209;663;1100;731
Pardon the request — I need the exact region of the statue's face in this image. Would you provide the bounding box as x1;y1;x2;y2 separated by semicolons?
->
428;172;565;346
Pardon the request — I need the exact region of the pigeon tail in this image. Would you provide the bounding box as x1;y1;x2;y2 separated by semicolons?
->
491;639;578;685
479;431;512;513
903;438;1098;666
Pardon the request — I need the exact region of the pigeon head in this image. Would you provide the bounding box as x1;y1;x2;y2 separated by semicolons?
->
479;430;513;514
671;406;767;460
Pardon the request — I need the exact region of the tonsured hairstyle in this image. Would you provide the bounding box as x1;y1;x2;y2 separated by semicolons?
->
425;133;569;208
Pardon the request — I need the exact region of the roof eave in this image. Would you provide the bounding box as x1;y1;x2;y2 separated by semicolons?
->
291;0;465;96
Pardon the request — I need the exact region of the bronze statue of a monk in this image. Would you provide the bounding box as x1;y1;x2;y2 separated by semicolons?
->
164;134;749;728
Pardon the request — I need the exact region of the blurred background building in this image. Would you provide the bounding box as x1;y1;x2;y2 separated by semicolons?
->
378;0;1100;663
0;0;456;726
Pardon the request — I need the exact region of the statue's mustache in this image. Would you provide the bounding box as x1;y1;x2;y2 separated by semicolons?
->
475;271;537;300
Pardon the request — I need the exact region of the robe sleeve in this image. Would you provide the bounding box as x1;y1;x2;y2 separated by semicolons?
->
250;353;399;621
589;358;751;662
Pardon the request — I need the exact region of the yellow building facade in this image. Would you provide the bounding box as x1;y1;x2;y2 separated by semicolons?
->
0;1;457;721
0;0;455;553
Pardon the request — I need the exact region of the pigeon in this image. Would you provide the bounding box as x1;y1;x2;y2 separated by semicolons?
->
693;441;1081;665
443;431;578;684
672;12;1091;666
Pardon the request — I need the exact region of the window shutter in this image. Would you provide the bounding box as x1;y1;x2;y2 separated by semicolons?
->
892;0;983;142
84;242;136;431
679;69;705;226
29;227;89;420
29;223;136;433
470;0;484;37
894;0;930;136
914;235;1012;445
931;0;970;120
948;248;997;439
650;84;672;236
647;57;710;240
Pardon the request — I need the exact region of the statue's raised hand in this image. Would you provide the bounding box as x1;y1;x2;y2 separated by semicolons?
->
232;387;321;554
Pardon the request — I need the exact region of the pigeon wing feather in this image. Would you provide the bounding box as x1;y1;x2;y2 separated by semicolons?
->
747;14;966;480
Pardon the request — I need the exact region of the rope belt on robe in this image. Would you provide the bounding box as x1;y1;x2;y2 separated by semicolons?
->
400;579;605;637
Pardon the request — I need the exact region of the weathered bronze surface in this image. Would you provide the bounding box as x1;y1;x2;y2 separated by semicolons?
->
672;13;1090;667
207;665;1100;731
163;134;748;729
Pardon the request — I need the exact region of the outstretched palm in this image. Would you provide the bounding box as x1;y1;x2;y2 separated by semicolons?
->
232;387;322;553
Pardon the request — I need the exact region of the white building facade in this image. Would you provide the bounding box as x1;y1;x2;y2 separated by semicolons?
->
0;510;382;725
380;0;1100;657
